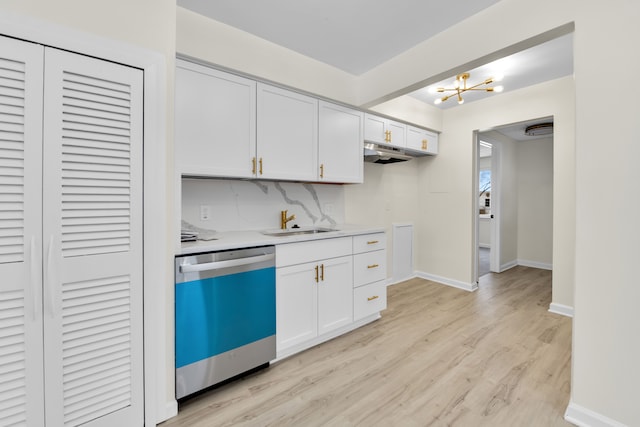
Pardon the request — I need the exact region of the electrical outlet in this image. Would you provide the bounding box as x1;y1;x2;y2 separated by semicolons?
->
200;205;211;221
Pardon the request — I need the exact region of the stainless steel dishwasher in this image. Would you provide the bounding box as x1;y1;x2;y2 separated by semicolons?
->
175;246;276;399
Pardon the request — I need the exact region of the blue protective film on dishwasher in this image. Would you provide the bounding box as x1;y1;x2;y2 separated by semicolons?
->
175;266;276;368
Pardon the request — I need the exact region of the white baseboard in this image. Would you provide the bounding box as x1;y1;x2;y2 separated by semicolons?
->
518;259;553;270
389;274;417;286
158;400;178;423
416;271;478;292
565;401;628;427
549;303;574;318
500;260;518;272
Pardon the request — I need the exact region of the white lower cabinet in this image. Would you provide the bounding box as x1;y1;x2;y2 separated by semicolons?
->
276;233;387;357
353;233;387;321
276;238;352;354
317;256;354;335
276;255;353;351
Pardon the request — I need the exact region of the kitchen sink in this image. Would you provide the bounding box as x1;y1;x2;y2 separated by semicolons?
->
261;227;337;237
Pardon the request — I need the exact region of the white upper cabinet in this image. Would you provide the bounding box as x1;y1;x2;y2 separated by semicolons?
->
406;125;439;155
175;60;256;178
364;113;406;148
257;83;318;181
318;101;363;183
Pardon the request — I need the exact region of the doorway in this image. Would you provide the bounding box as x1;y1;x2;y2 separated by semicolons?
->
473;118;554;285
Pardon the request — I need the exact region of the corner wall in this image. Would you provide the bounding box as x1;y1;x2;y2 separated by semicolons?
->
517;137;553;267
415;77;574;307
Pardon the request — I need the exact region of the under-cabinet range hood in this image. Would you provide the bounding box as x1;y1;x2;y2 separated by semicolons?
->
363;142;413;164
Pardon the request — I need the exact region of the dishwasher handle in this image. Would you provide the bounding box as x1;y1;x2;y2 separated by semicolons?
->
179;253;275;273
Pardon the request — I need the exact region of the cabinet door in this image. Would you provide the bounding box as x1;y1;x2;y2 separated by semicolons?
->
175;61;256;178
386;120;406;148
317;256;353;335
364;113;387;144
276;261;318;352
257;83;317;181
407;125;438;154
318;101;363;183
0;36;45;427
42;49;144;427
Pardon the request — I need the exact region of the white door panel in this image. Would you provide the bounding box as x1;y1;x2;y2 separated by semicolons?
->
0;35;45;427
42;48;143;427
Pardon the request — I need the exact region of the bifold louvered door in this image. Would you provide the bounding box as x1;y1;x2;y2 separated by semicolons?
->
0;35;143;427
0;36;45;427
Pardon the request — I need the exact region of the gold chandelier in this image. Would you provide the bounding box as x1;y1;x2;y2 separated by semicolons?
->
433;72;503;105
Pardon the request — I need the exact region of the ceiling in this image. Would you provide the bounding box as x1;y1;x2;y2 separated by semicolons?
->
177;0;573;111
410;34;573;109
177;0;501;75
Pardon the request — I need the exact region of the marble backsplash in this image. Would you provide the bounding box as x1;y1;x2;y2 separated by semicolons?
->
181;178;346;232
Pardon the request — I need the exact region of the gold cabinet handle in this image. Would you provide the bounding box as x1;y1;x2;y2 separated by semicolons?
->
252;157;256;174
388;130;392;142
422;139;428;150
315;265;319;283
367;264;379;269
259;157;263;175
367;240;379;245
320;163;324;179
384;130;390;142
320;264;324;281
367;295;379;301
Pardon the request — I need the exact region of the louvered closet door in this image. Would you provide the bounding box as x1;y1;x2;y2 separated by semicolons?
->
41;48;143;427
0;36;45;427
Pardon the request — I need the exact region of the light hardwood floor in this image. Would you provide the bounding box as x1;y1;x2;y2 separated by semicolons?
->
161;266;572;427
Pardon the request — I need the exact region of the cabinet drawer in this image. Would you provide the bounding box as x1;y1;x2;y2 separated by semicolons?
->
354;281;387;321
353;233;386;254
353;250;386;287
276;237;352;267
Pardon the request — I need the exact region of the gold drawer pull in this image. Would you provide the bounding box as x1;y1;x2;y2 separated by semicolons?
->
367;240;379;245
367;264;379;269
367;295;379;301
315;265;319;283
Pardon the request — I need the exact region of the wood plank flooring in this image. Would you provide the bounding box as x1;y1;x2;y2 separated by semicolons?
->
160;266;572;427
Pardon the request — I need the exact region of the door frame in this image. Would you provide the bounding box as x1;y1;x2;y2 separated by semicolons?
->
474;132;502;284
0;11;170;425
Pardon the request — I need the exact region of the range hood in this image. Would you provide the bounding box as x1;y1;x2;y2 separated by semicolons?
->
364;142;413;164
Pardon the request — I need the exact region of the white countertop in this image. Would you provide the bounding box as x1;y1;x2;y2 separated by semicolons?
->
178;224;385;255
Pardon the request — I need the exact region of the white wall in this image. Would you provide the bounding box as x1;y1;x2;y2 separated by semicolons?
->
568;2;640;425
517;137;553;266
344;161;419;281
369;95;443;132
0;2;178;424
412;77;574;296
176;7;357;105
